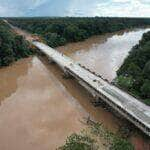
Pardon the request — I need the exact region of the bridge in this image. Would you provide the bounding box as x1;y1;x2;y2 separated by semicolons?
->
32;41;150;136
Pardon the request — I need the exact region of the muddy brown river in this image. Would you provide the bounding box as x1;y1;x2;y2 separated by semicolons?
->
0;57;87;150
57;28;150;81
0;28;150;150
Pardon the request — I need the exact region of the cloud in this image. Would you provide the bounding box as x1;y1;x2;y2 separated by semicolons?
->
0;0;149;17
0;0;49;16
62;0;150;17
29;0;50;9
112;0;130;3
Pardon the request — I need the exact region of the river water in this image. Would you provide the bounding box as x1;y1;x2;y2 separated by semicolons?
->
0;28;150;150
0;57;87;150
57;28;150;81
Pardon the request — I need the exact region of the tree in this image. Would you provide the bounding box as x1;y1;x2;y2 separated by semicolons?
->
13;35;31;58
117;75;133;90
111;138;134;150
44;32;66;47
0;42;14;66
127;63;142;77
143;60;150;79
58;133;98;150
116;30;150;105
141;80;150;98
63;25;80;42
0;20;32;67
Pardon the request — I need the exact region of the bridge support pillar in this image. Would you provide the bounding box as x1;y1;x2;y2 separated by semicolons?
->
91;95;101;107
62;70;73;79
48;58;55;64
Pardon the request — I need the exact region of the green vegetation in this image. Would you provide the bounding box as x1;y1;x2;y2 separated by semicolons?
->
116;31;150;105
8;17;150;48
0;20;33;67
58;133;97;150
111;139;134;150
58;123;134;150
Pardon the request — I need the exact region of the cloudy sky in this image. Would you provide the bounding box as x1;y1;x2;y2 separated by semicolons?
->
0;0;150;17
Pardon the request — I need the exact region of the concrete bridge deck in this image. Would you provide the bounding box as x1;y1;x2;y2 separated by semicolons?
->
33;41;150;136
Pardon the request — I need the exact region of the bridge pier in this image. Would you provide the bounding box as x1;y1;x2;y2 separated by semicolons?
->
91;99;101;107
48;58;55;64
62;69;73;79
90;95;100;107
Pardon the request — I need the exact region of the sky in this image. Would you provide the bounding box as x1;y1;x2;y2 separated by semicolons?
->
0;0;150;17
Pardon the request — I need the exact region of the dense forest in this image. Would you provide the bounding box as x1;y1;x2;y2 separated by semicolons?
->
8;17;150;48
0;20;33;67
116;31;150;105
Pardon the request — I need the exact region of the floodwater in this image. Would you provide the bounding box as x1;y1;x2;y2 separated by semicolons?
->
0;57;87;150
57;28;150;81
0;27;150;150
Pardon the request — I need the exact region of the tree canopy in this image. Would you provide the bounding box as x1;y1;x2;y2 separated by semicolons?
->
7;17;150;48
0;20;33;67
117;31;150;105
